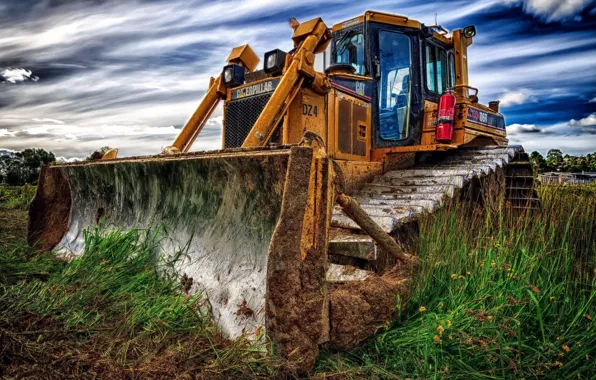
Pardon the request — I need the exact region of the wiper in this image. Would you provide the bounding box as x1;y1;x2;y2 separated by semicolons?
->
336;30;357;56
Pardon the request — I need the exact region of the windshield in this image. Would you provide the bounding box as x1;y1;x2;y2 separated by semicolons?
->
377;31;412;140
335;31;365;75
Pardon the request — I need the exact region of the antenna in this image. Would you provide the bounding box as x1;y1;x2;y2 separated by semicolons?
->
435;13;438;25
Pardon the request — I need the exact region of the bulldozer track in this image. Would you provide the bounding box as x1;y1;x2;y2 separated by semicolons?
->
327;146;540;277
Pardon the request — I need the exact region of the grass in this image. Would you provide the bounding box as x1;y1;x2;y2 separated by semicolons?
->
0;185;36;211
0;184;594;378
317;184;596;378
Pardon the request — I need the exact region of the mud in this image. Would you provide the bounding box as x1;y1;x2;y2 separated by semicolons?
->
28;166;71;251
327;266;411;350
265;146;332;374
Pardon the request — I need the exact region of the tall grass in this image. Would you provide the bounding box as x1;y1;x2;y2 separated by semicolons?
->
0;226;272;378
318;185;595;378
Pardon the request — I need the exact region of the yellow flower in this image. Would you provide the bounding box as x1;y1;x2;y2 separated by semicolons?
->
451;273;458;280
436;325;445;336
447;320;452;328
495;243;501;248
433;335;441;345
466;271;471;276
491;260;496;268
448;335;453;340
438;302;445;309
550;296;555;301
487;316;493;322
562;345;570;353
419;306;427;312
555;361;563;368
459;275;465;280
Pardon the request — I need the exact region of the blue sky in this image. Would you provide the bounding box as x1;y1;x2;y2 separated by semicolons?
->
0;0;595;159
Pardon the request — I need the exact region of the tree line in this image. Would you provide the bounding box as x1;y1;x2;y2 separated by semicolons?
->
530;149;596;173
0;147;111;186
1;147;595;186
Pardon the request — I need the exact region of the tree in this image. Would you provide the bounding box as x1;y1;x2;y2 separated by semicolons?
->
529;151;546;172
4;159;29;186
18;148;56;183
546;149;563;171
0;148;55;185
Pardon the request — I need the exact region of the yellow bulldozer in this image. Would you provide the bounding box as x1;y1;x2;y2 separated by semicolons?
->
28;11;539;372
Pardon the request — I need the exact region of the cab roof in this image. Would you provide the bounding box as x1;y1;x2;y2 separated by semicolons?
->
331;10;452;45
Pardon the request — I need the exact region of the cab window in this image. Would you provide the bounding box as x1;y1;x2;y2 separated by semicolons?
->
425;43;450;93
335;31;365;75
448;52;456;88
378;31;411;140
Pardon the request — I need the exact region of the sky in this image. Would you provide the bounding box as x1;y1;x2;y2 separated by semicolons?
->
0;0;595;160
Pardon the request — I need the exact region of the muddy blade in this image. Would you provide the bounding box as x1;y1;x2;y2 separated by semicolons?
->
29;146;333;371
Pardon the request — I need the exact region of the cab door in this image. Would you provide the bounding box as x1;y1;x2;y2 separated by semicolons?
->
369;24;422;148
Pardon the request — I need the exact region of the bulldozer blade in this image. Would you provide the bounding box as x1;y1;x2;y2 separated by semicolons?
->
29;145;334;370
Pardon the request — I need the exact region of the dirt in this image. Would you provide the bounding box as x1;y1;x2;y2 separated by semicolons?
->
327;266;411;350
265;146;330;374
28;166;72;250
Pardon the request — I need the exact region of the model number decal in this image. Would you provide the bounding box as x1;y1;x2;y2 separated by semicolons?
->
467;107;505;130
302;103;319;117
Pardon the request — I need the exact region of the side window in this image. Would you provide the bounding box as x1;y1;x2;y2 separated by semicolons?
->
335;32;365;75
425;45;436;93
448;52;456;88
425;44;449;94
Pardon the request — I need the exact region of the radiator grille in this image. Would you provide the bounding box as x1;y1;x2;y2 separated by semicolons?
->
224;93;272;148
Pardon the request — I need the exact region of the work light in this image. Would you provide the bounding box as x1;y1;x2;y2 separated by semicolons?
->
263;49;287;75
463;25;476;38
222;64;245;87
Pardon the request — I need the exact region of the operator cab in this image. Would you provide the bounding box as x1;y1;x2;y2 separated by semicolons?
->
327;11;468;151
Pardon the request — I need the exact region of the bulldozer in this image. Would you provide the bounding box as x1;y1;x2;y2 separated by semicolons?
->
28;11;539;372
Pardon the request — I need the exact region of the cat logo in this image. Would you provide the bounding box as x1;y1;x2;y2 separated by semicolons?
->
355;81;365;96
231;78;281;100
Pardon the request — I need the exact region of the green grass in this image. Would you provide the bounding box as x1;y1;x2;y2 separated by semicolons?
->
0;185;36;210
0;226;273;378
0;184;594;378
317;184;596;378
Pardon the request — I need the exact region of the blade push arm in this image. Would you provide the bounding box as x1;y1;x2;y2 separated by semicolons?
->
242;18;332;147
164;44;260;154
164;76;224;154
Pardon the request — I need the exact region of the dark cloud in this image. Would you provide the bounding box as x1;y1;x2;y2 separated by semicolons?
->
0;0;595;157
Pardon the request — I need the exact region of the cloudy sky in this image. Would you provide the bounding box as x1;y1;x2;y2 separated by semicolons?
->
0;0;595;159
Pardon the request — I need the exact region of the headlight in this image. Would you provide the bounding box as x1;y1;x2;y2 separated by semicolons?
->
224;67;234;83
263;49;287;75
463;25;476;38
221;64;245;88
266;54;277;70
